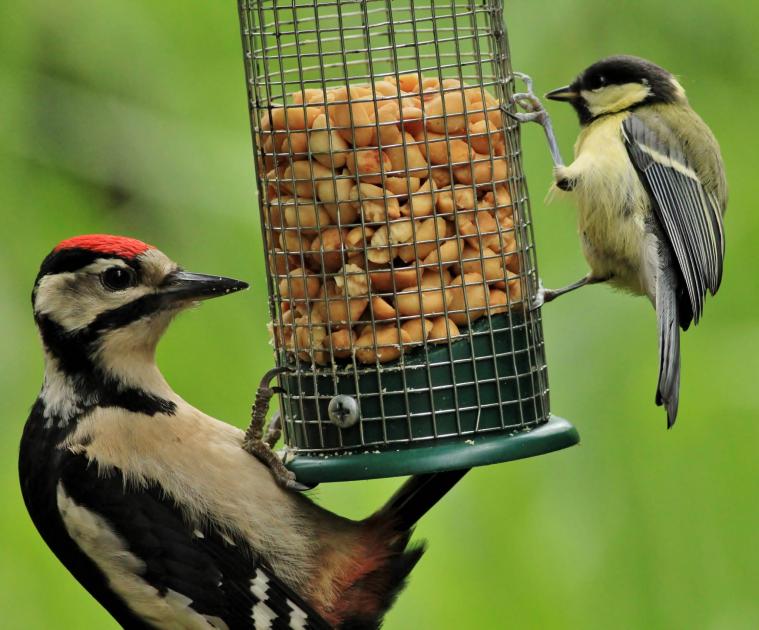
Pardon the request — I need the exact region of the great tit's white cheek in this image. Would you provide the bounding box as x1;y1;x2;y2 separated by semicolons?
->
583;83;651;117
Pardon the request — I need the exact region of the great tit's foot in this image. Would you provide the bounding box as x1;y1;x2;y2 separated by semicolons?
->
241;438;309;492
553;166;576;191
531;278;547;310
535;274;611;307
510;72;566;169
508;92;549;126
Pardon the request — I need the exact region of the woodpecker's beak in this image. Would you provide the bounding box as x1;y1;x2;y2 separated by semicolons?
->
545;85;579;102
161;270;249;303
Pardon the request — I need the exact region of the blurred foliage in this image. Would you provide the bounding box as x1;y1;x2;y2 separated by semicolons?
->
1;1;758;628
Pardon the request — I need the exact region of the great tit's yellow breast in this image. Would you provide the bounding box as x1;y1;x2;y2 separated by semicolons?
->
569;112;650;293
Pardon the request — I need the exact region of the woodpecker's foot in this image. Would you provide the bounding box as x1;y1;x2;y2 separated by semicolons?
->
264;411;283;449
247;366;288;443
243;367;307;491
242;438;308;492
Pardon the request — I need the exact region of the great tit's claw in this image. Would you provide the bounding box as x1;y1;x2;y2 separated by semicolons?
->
531;278;546;310
507;110;546;124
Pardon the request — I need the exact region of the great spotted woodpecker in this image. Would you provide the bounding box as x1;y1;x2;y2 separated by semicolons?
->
19;235;464;629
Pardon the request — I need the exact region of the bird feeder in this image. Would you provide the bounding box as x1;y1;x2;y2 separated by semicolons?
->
237;0;579;485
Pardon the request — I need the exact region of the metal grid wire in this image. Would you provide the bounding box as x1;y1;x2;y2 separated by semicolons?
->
238;0;550;453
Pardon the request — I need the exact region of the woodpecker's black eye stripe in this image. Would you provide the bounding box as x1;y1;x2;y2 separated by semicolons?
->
88;292;169;332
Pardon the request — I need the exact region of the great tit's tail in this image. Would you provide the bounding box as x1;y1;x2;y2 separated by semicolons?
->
656;263;682;428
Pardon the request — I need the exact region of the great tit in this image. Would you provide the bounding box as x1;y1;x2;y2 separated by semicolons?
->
514;55;727;427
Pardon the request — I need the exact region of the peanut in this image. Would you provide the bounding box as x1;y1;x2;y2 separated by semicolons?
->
435;185;476;215
370;295;397;320
453;154;508;185
447;272;489;325
351;183;401;223
308;227;347;272
334;263;369;297
313;282;368;328
262;105;322;132
395;271;452;317
422;237;461;268
309;113;351;169
429;317;461;343
346;147;392;184
397;216;446;262
425;90;468;134
401;317;432;344
355;325;411;364
279;267;321;302
328;328;355;359
468;119;506;157
316;170;357;224
369;264;421;292
417;131;471;166
328;86;376;147
384;176;422;198
281;161;332;199
282;199;330;233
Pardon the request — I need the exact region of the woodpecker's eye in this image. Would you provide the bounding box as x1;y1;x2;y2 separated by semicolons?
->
101;267;136;291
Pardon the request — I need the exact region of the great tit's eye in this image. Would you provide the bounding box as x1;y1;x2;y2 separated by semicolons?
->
594;75;607;89
101;267;136;291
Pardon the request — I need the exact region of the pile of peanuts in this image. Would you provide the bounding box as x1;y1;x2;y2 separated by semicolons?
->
261;74;523;365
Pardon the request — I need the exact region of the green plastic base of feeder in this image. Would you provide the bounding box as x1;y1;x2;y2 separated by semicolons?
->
285;415;579;484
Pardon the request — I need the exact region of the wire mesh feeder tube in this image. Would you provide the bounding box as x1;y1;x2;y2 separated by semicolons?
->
238;0;578;483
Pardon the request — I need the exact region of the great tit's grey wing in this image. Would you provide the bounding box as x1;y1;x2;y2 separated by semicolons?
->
57;452;330;630
623;113;725;327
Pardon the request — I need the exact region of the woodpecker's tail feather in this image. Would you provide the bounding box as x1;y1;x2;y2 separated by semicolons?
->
333;470;467;629
370;469;469;533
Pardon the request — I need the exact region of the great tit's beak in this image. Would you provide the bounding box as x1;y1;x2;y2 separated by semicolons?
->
545;85;579;102
161;270;249;303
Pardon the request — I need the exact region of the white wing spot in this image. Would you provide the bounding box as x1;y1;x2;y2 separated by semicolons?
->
252;601;277;629
193;529;205;539
250;568;270;601
288;599;309;630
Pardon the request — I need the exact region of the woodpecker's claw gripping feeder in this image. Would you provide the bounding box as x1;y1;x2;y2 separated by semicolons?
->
238;0;578;485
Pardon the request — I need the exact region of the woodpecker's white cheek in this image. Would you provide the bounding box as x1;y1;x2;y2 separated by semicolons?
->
582;82;651;117
35;259;154;332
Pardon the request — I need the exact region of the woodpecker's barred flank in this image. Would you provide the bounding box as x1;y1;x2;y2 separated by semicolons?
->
20;235;459;629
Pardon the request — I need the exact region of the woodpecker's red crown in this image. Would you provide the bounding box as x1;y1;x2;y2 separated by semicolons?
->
54;234;154;259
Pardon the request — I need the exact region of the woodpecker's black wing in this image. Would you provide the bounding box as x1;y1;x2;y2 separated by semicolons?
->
623;113;726;327
57;452;331;630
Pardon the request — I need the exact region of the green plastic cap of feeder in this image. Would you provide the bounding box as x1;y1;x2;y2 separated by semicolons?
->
278;313;578;484
238;0;580;484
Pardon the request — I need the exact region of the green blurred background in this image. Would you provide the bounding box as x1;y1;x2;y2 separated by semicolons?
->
2;0;757;628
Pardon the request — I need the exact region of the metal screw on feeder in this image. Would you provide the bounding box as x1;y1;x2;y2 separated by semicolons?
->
238;0;579;485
